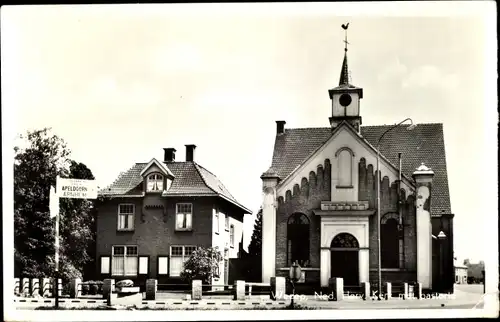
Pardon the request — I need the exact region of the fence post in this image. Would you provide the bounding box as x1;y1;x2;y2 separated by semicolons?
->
361;282;370;300
270;277;285;301
70;278;81;298
42;278;51;297
102;279;115;300
192;280;202;301
21;278;30;297
403;282;409;300
14;278;20;296
54;278;62;297
414;282;422;299
145;279;157;300
31;278;40;297
384;282;392;300
233;280;245;301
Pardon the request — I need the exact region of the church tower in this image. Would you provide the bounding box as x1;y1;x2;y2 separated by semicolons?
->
328;23;364;132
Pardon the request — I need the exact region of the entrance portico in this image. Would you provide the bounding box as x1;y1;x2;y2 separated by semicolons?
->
315;201;375;287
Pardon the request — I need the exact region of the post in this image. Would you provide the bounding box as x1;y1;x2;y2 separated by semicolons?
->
22;278;30;296
270;277;285;301
376;149;382;300
32;278;40;297
14;278;20;296
403;282;409;300
361;282;370;300
70;278;81;298
145;279;157;300
102;279;115;300
42;278;51;297
50;186;60;308
415;282;423;299
192;280;202;301
233;280;245;301
384;282;392;300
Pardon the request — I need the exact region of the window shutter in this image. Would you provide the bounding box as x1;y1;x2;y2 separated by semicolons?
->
158;256;169;275
101;257;110;274
139;256;149;275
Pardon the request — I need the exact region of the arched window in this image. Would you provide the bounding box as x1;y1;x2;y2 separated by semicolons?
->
287;213;310;267
147;173;164;192
331;232;359;248
381;213;403;268
336;148;353;187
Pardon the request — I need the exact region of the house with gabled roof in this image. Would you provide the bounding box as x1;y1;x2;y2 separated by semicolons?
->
260;29;454;293
96;144;251;287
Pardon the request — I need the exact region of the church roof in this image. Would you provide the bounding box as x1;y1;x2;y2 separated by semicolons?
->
269;123;451;216
99;161;251;214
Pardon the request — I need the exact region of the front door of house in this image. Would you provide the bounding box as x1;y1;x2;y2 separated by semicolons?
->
330;232;360;286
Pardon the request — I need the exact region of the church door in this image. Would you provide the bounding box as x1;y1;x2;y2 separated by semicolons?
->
330;233;360;286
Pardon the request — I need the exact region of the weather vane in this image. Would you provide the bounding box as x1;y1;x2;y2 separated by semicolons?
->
341;22;350;52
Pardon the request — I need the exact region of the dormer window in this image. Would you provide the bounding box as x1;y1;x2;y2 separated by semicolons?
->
147;174;164;192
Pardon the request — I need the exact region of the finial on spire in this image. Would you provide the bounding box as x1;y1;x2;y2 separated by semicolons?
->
341;22;350;52
339;23;350;86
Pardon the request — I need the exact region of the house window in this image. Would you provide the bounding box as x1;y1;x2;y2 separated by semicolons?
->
381;213;403;268
117;204;134;231
112;245;138;276
336;148;353;187
169;245;197;277
147;173;164;192
287;213;310;267
225;215;229;231
176;203;193;231
229;225;235;247
215;208;220;234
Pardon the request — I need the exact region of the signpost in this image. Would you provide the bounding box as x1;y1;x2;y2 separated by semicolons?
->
50;176;97;308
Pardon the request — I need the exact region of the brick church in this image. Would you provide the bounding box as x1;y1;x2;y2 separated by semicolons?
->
260;27;454;293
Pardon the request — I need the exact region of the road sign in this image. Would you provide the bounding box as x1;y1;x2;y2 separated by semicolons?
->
56;177;98;199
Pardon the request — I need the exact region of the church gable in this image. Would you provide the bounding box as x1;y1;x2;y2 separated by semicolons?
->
276;123;414;202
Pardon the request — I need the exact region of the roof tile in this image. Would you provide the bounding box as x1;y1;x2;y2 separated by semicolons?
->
270;123;451;216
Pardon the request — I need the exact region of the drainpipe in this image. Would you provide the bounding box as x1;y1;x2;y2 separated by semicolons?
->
398;153;404;268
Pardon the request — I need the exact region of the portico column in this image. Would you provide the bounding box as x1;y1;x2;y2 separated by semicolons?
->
321;248;330;287
261;168;280;283
358;249;369;284
413;163;435;290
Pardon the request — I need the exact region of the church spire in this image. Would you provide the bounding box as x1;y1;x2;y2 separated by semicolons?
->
328;22;363;132
339;51;349;86
339;22;350;86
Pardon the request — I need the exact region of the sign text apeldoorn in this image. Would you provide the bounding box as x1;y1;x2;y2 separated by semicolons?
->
56;177;97;199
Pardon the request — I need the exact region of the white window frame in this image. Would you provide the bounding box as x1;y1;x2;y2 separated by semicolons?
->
111;245;138;277
215;208;220;234
117;204;135;231
176;203;193;231
224;215;229;231
335;147;354;188
169;245;197;277
229;224;235;247
147;173;164;192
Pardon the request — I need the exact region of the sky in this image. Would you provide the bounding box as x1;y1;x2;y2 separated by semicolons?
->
1;2;497;264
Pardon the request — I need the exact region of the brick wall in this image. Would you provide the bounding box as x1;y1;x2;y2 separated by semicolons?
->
274;156;419;286
275;159;332;270
96;195;218;282
358;158;417;284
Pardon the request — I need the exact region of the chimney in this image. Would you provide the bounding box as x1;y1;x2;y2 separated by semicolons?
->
163;148;176;162
185;144;196;162
276;120;286;135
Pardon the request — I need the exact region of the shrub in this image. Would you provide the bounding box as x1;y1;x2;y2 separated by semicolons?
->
180;246;223;284
90;283;98;295
82;283;89;295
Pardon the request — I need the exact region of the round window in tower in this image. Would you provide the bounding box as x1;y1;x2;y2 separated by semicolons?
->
339;93;352;107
